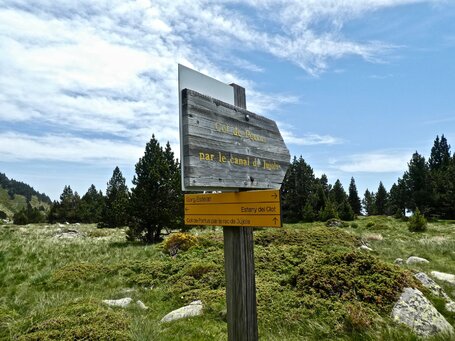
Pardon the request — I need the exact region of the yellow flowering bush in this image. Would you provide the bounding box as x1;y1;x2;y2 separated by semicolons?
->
163;232;198;255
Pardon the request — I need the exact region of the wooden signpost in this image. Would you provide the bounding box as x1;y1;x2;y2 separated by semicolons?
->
181;88;290;191
178;66;290;341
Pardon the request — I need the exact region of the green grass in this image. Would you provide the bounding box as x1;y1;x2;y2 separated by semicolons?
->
0;217;454;340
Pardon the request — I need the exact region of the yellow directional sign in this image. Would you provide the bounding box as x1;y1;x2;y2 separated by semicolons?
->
185;189;280;205
184;189;281;227
186;202;280;215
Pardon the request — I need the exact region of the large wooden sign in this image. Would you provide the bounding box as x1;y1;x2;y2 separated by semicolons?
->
181;89;290;191
184;190;282;227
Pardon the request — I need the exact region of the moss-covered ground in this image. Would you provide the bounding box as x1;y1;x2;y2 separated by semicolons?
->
0;217;454;340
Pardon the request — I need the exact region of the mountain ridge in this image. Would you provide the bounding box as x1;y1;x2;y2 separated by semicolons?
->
0;172;51;219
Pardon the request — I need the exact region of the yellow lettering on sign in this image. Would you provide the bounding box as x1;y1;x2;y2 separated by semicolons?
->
230;156;250;167
218;152;227;163
213;122;266;143
246;130;266;143
198;150;281;173
199;152;214;161
263;160;281;171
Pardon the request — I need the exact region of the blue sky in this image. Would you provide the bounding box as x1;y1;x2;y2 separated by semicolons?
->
1;0;454;200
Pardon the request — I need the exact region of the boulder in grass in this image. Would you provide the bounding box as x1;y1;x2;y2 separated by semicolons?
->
431;271;455;286
415;272;455;314
136;300;148;310
391;288;453;337
102;297;132;308
161;300;203;322
406;256;429;265
414;272;450;300
394;258;404;265
359;245;373;251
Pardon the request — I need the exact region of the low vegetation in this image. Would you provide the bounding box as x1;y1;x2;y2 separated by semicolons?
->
1;216;454;340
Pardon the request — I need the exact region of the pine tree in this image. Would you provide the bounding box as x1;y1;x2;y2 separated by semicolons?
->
362;189;376;216
313;182;327;214
319;200;338;221
127;136;182;243
428;135;452;218
329;179;353;219
281;156;316;222
302;201;316;222
24;202;45;223
408;208;427;232
375;182;388;215
99;167;129;228
329;179;347;207
428;135;451;171
338;199;355;221
51;185;81;223
13;209;28;225
403;152;431;213
79;185;105;223
387;178;407;216
348;177;361;215
319;174;331;197
48;200;61;223
446;154;455;218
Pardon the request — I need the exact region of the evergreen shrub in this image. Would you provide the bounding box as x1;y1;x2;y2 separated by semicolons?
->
13;210;28;225
408;208;427;232
393;208;404;220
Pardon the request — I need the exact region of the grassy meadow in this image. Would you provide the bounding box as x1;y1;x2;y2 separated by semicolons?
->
1;217;454;340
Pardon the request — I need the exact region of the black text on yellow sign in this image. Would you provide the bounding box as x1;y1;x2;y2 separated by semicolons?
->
184;189;282;227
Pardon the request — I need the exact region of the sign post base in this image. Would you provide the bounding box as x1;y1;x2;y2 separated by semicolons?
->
223;226;258;341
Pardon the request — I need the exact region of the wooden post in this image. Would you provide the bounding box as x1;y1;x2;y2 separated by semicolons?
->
223;84;258;341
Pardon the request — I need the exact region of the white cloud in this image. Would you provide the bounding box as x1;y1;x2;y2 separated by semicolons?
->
330;151;411;173
0;0;442;165
281;129;343;146
0;132;143;164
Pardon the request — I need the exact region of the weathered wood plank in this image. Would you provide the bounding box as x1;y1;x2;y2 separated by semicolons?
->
181;88;290;191
183;136;289;161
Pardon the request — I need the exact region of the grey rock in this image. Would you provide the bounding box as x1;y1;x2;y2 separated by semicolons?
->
415;272;455;314
136;300;148;310
431;271;455;286
359;245;373;251
161;300;203;322
394;258;404;265
406;256;429;265
325;219;344;227
391;288;453;337
102;297;132;308
54;229;84;239
414;272;450;300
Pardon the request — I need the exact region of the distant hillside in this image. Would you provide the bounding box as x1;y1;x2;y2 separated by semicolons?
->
0;172;51;219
